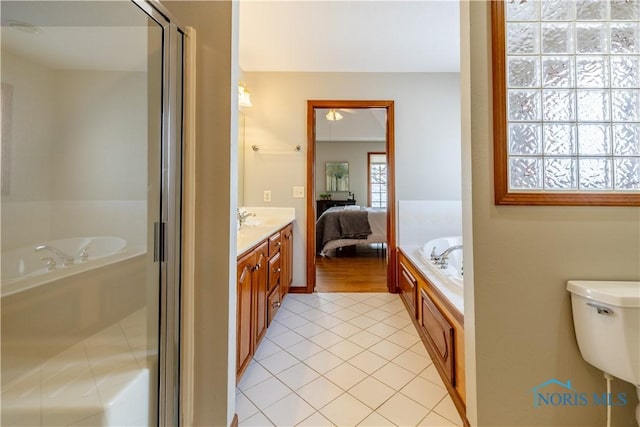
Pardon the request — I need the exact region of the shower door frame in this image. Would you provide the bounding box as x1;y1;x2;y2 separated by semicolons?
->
132;1;185;426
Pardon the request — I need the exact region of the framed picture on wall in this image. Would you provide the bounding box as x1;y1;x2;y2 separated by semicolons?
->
325;162;349;192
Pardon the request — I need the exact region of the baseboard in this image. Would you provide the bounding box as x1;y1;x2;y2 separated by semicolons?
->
288;286;311;294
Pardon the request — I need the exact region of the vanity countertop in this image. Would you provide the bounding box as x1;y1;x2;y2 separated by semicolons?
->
237;207;295;256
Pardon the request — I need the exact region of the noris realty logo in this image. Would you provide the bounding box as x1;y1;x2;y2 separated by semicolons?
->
531;379;627;408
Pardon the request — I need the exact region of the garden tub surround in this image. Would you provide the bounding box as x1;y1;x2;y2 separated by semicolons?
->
1;308;149;427
1;244;147;386
237;207;295;256
400;238;464;314
1;236;134;297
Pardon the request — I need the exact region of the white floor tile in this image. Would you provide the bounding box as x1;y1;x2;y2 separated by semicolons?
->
323;362;369;391
311;315;344;329
408;342;431;359
243;377;292;409
400;376;448;410
259;350;299;375
240;411;274;427
419;364;444;387
348;376;396;410
235;391;259;422
272;306;297;321
265;321;290;339
376;393;430;427
316;302;343;314
371;363;416;391
320;392;373;427
381;313;412;329
433;395;463;425
392;349;432;375
386;329;421;348
277;362;321;391
296;411;336;427
284;300;315;314
308;330;343;348
326;340;365;361
269;330;306;349
300;308;329;322
368;339;406;361
296;377;344;410
303;350;344;374
332;308;360;321
418;410;459;427
349;330;383;348
276;313;310;330
293;322;326;338
253;338;283;361
330;321;362;338
348;350;389;374
286;339;324;361
366;322;399;339
237;361;273;392
262;393;316;427
350;303;376;315
348;315;379;329
357;411;396;427
363;308;394;322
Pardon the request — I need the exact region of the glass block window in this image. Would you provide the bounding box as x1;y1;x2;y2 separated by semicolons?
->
493;0;640;205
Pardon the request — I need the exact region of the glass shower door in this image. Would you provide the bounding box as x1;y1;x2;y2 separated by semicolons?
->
0;1;182;425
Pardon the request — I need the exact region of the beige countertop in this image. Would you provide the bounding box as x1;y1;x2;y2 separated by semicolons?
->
237;207;295;256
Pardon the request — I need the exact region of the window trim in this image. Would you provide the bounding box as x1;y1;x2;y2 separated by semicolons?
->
367;151;387;207
491;1;640;206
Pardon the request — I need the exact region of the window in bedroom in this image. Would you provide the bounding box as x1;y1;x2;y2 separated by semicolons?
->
492;0;640;206
368;152;387;208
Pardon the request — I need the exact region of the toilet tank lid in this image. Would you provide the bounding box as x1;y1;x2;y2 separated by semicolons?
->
567;281;640;308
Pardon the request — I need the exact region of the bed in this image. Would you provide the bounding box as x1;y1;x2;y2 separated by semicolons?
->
316;206;387;256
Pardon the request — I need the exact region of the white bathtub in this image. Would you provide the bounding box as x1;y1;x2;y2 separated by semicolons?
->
1;236;130;297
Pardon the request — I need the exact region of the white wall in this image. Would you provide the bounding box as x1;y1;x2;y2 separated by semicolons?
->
243;72;461;286
315;140;385;206
0;51;147;250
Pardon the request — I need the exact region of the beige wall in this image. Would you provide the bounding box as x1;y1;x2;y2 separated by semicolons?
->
161;2;237;426
242;71;461;286
468;3;639;426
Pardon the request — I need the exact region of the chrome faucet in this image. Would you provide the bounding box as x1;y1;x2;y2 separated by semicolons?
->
431;244;463;269
35;245;74;267
237;209;256;228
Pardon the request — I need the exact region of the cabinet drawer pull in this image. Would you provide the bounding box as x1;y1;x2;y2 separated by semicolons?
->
275;267;281;273
272;301;281;309
275;241;281;247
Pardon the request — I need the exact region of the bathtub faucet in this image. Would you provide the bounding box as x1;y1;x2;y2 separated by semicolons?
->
431;244;463;269
35;245;74;267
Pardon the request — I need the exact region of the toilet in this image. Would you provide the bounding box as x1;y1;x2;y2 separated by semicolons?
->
567;280;640;425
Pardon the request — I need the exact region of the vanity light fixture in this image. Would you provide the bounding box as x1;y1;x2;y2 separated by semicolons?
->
238;81;252;107
325;109;343;121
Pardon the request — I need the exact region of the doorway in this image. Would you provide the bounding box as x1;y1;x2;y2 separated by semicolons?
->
305;100;396;294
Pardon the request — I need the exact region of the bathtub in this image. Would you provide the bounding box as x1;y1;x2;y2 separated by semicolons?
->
1;236;130;297
411;236;464;312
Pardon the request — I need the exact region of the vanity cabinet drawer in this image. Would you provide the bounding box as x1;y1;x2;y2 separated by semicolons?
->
268;232;281;258
267;286;281;326
420;289;455;386
268;252;281;294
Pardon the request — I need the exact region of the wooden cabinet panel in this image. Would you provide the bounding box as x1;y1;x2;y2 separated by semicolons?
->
281;224;293;297
268;232;281;258
420;289;455;386
236;251;254;380
268;252;281;294
267;286;281;326
399;262;417;318
253;242;268;348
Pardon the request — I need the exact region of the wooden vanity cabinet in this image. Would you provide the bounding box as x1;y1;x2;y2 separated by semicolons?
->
280;223;293;297
237;223;293;381
397;250;466;423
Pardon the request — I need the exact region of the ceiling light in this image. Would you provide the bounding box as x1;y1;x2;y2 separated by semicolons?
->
239;81;252;107
326;109;343;121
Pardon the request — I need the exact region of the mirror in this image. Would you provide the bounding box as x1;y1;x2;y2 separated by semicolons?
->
238;111;245;206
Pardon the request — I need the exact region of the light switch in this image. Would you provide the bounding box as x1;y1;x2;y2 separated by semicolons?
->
293;186;304;198
263;190;272;202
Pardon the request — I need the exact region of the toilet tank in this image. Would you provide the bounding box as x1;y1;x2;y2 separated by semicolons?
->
567;280;640;386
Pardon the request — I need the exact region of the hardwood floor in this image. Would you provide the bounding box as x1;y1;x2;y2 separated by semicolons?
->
315;244;388;293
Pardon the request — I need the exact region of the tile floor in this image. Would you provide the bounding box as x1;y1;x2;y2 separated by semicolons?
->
237;293;464;427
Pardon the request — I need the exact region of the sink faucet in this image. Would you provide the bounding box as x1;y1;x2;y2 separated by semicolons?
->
237;209;256;228
35;245;74;267
431;244;463;269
